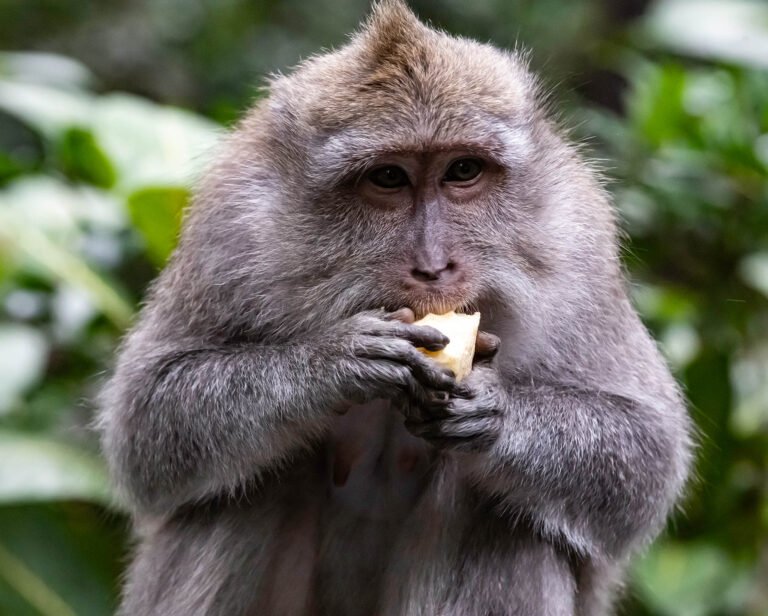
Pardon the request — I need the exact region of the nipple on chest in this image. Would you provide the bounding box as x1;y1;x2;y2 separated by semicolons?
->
332;439;426;487
329;399;430;494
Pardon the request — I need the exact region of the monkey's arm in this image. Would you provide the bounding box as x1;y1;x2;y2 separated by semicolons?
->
100;341;336;516
406;365;691;560
99;311;455;516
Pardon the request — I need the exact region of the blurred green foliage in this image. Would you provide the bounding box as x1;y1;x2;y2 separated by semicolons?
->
0;1;767;614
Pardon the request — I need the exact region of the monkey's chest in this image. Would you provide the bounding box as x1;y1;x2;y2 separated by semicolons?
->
327;398;433;519
309;399;434;615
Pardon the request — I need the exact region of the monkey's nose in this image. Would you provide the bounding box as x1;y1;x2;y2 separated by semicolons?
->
410;261;459;283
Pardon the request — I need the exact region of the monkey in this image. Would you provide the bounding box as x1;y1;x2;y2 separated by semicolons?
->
97;1;692;614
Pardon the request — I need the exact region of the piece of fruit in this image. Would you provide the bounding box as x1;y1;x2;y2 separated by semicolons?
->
414;311;480;381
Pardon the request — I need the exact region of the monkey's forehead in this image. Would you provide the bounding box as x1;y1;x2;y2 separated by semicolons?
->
266;2;538;132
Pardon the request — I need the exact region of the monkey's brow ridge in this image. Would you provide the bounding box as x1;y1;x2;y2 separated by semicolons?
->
311;121;531;184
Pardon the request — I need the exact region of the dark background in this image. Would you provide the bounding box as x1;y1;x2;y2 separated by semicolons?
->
1;1;767;614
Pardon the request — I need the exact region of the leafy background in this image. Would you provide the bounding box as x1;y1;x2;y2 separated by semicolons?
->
0;0;767;614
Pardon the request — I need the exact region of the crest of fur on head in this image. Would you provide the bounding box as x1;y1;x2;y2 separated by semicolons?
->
257;0;543;166
354;0;535;103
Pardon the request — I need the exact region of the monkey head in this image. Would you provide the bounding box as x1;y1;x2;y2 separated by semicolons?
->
183;0;619;343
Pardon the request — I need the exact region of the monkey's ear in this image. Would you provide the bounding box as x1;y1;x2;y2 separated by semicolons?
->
361;0;426;58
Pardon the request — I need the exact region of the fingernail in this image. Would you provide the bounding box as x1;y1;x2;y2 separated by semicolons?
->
455;385;471;398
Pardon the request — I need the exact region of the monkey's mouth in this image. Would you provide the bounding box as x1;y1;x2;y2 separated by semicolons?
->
373;272;479;319
401;289;478;319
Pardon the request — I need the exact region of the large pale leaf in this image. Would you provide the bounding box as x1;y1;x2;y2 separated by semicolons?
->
0;217;133;330
0;52;92;89
740;252;768;299
91;93;220;191
0;326;48;415
0;79;219;191
0;81;91;138
0;432;111;505
0;175;125;239
643;0;768;69
730;343;768;436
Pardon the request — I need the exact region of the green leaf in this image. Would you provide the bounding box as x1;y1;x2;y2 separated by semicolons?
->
0;192;134;329
57;126;116;188
0;542;77;616
632;284;698;323
627;63;690;146
126;186;188;266
633;541;752;616
0;432;111;505
0;504;125;616
0;151;30;186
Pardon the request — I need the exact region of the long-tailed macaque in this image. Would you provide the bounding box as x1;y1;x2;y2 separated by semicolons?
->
98;2;692;614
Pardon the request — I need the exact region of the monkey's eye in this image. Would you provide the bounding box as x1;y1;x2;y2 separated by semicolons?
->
367;165;410;189
443;158;483;183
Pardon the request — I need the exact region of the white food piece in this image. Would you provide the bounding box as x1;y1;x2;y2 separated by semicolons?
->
414;311;481;381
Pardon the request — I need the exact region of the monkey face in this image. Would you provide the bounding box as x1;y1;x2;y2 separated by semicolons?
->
352;148;506;316
260;45;548;320
278;108;554;320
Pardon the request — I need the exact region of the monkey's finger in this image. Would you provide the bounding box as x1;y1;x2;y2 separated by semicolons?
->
408;385;449;406
355;338;457;392
424;391;456;414
383;307;415;324
399;347;459;392
428;389;451;405
403;391;453;422
403;418;481;443
405;417;498;452
474;331;500;362
449;382;475;399
411;415;486;438
352;357;414;394
444;395;502;420
387;323;449;351
401;378;454;412
359;318;448;351
344;309;415;337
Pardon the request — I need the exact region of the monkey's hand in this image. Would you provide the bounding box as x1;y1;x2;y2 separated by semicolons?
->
403;332;504;452
322;308;462;406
